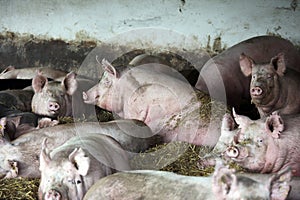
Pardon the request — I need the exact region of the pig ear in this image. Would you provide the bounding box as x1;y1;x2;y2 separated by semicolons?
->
8;116;21;128
265;111;284;139
62;72;78;96
39;138;51;171
271;53;286;76
1;66;15;74
102;59;118;78
32;73;48;93
69;148;90;176
232;108;251;130
239;53;254;77
221;113;235;131
212;163;237;198
268;167;291;200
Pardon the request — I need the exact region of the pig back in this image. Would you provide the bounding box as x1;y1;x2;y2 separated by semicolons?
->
83;170;212;200
74;120;161;153
50;133;131;172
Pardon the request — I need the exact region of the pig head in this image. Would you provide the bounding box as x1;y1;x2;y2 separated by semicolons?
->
224;110;300;176
32;71;95;126
38;134;130;200
31;72;77;118
240;52;300;117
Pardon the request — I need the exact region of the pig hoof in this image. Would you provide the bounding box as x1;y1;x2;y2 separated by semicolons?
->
4;160;18;178
38;118;59;128
197;158;216;169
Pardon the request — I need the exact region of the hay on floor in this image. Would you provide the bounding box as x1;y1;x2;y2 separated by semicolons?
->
0;178;40;200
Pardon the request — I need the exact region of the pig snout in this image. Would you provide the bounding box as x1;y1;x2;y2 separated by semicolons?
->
250;86;263;96
44;189;62;200
226;146;239;158
82;91;98;105
48;102;60;112
82;92;88;101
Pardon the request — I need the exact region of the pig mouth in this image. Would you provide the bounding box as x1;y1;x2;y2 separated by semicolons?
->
82;92;99;105
83;95;99;105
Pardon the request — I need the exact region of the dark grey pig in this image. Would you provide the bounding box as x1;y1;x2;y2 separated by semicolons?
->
0;116;36;140
224;111;300;176
0;89;34;113
38;134;130;200
240;52;300;117
84;165;292;200
31;71;95;127
196;36;300;115
0;119;159;178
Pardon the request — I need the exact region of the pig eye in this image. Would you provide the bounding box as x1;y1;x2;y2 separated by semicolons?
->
103;79;111;87
257;138;263;144
252;75;256;79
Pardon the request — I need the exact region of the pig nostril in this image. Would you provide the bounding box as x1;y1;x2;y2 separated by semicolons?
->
45;189;61;200
251;87;263;96
48;102;60;111
226;146;239;158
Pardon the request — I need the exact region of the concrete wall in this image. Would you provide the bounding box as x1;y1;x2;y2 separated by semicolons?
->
1;0;299;51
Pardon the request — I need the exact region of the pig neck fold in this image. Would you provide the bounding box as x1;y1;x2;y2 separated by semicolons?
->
261;137;280;173
262;134;294;175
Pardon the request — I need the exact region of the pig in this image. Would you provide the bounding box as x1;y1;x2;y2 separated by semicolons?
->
38;133;130;200
0;96;38;140
83;164;292;200
31;71;96;127
239;52;300;117
223;111;300;176
83;59;226;146
0;116;36;140
0;66;67;80
0;89;34;113
0;119;159;178
195;36;300;116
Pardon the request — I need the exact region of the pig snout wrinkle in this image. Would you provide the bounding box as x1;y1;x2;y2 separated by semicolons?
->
250;87;263;96
44;189;62;200
48;102;60;111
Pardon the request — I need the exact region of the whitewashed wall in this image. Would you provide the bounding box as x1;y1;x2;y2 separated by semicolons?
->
0;0;299;50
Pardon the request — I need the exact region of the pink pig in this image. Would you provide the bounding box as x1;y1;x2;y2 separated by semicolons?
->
83;59;223;146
